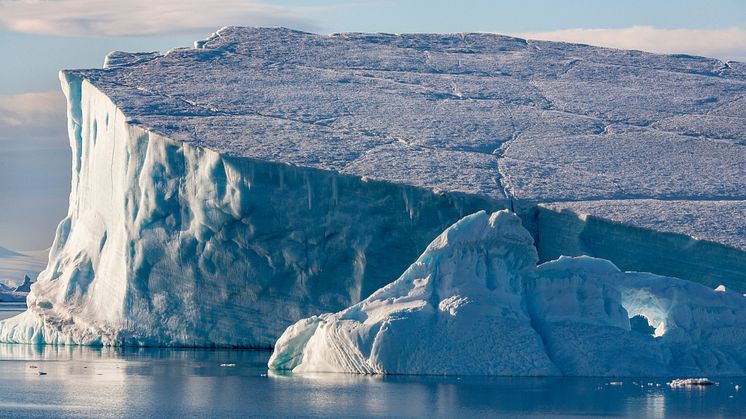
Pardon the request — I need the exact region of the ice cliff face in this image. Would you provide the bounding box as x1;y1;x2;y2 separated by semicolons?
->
0;75;501;346
270;211;746;376
1;27;745;347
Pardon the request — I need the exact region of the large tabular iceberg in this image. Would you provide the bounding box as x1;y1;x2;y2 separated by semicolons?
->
270;211;746;376
1;27;745;347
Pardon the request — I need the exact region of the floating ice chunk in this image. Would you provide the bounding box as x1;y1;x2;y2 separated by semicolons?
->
667;378;716;388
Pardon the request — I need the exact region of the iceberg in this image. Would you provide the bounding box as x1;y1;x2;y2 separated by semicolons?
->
269;211;558;375
2;27;745;347
271;211;746;376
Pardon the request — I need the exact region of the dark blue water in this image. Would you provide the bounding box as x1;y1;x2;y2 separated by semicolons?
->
0;305;744;418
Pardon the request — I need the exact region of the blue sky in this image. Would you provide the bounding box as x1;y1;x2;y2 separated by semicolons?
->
1;0;745;250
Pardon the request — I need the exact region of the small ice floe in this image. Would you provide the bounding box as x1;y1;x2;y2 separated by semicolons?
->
667;378;716;388
735;384;740;391
219;363;237;367
608;381;623;386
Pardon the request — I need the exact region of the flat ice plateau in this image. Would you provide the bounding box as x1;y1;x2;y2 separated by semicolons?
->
1;27;745;354
270;211;746;376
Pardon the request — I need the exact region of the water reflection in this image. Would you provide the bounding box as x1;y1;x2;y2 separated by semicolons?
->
0;344;743;418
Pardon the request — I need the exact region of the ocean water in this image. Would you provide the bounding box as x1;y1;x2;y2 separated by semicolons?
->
0;302;26;320
0;303;744;418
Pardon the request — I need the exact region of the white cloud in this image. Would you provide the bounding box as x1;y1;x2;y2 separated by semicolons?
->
0;91;65;127
0;0;323;37
515;26;746;63
0;91;67;149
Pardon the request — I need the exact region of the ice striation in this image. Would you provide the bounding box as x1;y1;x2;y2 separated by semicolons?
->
270;211;746;376
1;27;745;347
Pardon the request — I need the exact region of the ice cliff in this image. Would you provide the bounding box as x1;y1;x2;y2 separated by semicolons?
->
1;27;745;347
270;211;746;377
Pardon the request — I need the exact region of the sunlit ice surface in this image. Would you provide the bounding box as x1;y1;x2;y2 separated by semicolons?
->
0;344;744;418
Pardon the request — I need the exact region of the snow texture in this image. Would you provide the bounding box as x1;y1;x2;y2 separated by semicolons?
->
1;27;745;347
270;211;746;377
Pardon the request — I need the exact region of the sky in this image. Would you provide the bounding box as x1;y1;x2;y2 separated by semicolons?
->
1;0;745;250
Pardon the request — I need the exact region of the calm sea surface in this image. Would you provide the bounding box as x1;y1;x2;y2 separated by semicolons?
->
0;303;744;418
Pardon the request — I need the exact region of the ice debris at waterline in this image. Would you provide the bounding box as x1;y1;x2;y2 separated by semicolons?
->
2;27;746;347
269;211;746;377
667;378;716;388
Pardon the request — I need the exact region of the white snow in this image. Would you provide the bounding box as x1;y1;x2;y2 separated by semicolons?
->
270;211;746;376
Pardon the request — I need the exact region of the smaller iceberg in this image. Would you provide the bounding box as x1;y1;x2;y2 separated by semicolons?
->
270;210;746;376
268;211;559;375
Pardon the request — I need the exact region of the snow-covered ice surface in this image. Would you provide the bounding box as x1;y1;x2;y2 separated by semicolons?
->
2;27;746;347
271;211;746;376
67;27;746;205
